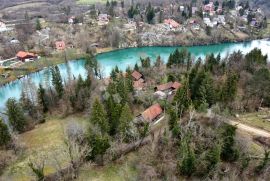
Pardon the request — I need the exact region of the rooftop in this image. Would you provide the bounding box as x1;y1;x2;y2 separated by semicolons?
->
141;103;163;122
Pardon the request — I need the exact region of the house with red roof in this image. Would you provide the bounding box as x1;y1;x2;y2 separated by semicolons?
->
55;41;66;51
131;70;143;81
16;51;38;62
137;103;164;124
204;2;215;12
164;19;180;30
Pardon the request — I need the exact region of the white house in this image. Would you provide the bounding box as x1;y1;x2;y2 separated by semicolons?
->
68;16;75;24
203;18;214;27
217;15;226;25
98;14;109;26
180;6;185;12
0;20;7;32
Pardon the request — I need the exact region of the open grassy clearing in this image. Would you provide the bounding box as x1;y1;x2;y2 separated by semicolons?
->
76;0;119;5
1;2;49;12
0;114;88;181
77;153;138;181
237;110;270;132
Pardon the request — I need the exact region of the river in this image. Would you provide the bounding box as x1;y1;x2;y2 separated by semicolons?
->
0;39;270;111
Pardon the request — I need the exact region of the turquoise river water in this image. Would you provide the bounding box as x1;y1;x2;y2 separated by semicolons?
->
0;39;270;111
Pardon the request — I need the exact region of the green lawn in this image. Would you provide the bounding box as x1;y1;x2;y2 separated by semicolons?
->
238;111;270;132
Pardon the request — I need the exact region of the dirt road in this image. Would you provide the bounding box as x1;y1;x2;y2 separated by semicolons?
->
229;120;270;138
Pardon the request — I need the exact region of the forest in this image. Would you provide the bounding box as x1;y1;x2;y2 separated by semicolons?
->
0;47;270;180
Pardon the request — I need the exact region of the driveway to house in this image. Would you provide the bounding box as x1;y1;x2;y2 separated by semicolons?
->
228;120;270;138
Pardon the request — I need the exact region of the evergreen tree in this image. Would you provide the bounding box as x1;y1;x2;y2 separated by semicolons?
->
140;57;151;68
0;118;11;148
106;0;110;7
51;66;64;98
37;84;48;113
220;124;239;162
6;98;26;133
146;3;155;24
85;54;100;78
178;139;196;176
173;80;192;116
245;48;267;73
110;67;118;81
36;18;41;30
87;130;110;164
117;78;130;104
206;26;212;36
155;55;163;67
168;107;177;130
105;95;121;136
248;68;270;106
193;70;216;109
134;63;139;71
118;103;133;138
90;98;109;134
20;91;37;119
167;73;176;82
159;10;163;23
220;73;238;103
205;144;221;170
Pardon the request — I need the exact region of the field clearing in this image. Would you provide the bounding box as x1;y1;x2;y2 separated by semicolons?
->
0;115;88;181
77;0;118;4
237;110;270;132
1;2;49;12
77;153;138;181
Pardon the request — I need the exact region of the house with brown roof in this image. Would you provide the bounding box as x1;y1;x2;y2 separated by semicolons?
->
137;103;164;124
132;70;145;91
155;81;181;93
16;51;38;62
133;79;144;91
131;70;143;81
55;41;65;51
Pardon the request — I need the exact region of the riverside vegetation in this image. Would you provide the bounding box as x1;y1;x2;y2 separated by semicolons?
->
0;48;270;180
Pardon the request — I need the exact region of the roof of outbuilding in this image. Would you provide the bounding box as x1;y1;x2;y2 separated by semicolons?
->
141;103;163;122
156;81;181;91
16;51;36;58
131;70;143;80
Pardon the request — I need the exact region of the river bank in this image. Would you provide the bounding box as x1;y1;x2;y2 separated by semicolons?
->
1;39;270;111
1;38;269;88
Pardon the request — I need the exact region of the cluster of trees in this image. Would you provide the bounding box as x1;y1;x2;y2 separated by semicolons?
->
222;0;236;9
167;48;192;71
167;47;269;114
127;2;155;24
106;0;118;17
128;4;140;19
0;54;101;147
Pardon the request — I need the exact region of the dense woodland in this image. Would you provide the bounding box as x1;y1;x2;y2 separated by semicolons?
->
0;47;270;180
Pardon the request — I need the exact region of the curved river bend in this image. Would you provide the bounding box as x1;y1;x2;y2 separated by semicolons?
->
0;39;270;110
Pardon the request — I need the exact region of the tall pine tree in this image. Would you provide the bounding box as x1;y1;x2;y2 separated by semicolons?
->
6;98;26;133
0;118;11;148
51;66;64;98
118;103;133;138
90;98;109;134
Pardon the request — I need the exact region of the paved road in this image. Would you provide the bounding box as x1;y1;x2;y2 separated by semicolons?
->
229;120;270;138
